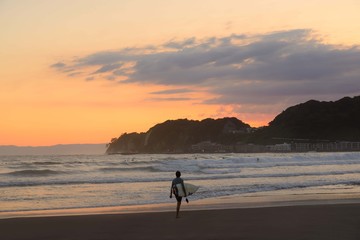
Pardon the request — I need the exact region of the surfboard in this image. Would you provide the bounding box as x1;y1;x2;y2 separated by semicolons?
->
175;183;199;197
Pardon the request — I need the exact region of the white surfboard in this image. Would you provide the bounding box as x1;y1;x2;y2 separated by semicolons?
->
175;183;199;197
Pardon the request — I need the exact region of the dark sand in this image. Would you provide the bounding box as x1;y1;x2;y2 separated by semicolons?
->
1;204;360;240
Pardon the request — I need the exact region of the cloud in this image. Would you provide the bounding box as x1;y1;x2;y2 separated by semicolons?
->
51;29;360;121
92;63;123;74
150;88;193;95
148;97;194;102
163;37;196;49
50;62;66;68
67;72;82;77
106;75;116;81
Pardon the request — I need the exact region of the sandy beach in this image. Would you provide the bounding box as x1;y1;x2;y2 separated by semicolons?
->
1;203;359;240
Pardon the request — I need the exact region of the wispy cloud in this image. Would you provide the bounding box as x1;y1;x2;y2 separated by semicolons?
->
50;62;66;69
51;29;360;119
150;88;194;95
148;97;194;102
92;63;123;74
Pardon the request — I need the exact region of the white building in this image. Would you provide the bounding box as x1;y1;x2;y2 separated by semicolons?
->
268;143;291;152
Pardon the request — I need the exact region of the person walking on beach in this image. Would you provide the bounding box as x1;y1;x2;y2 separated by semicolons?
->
170;171;187;218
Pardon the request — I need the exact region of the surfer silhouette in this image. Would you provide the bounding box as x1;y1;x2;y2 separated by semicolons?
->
170;171;188;218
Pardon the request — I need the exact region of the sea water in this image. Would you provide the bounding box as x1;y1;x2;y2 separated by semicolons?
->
1;152;360;213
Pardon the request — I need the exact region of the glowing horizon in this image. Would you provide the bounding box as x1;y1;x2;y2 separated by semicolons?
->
1;0;360;146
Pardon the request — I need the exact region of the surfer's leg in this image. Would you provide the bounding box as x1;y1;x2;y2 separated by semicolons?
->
175;196;182;218
176;201;181;218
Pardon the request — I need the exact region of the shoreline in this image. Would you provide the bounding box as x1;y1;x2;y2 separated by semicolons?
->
106;150;360;155
2;190;360;219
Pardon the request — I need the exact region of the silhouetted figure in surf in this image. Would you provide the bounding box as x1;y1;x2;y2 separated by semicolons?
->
170;171;188;218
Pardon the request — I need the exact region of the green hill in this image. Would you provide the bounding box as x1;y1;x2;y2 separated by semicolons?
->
106;117;251;154
258;96;360;143
106;96;360;153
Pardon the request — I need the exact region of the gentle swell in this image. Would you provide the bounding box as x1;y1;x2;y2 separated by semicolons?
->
32;161;63;165
99;166;157;172
6;169;63;177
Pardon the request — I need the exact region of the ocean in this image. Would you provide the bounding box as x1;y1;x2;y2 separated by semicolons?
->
1;152;360;213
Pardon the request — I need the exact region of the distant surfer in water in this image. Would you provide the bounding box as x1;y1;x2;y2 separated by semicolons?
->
170;170;187;218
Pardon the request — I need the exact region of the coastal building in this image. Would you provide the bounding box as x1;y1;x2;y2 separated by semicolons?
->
191;141;232;153
235;143;266;153
190;140;360;153
267;143;291;152
292;141;360;152
291;143;312;152
191;141;211;152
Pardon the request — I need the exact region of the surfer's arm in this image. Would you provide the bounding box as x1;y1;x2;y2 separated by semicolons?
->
170;184;173;198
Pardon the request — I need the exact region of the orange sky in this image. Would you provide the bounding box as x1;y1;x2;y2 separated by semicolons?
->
1;0;360;146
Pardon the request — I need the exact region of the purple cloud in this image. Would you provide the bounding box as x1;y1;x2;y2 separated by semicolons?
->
51;29;360;119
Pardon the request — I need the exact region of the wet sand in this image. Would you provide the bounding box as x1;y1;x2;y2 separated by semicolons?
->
1;203;360;240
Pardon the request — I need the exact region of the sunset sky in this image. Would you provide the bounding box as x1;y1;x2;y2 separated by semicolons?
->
1;0;360;146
